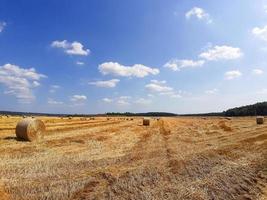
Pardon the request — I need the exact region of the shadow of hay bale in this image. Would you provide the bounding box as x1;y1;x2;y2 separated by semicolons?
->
3;136;27;142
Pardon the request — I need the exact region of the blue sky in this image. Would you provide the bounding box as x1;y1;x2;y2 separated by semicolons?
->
0;0;267;114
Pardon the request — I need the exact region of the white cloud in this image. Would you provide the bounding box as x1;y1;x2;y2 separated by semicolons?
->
102;96;153;106
117;96;131;105
252;69;264;75
0;63;46;103
70;95;87;105
102;96;132;106
135;98;152;105
224;70;242;80
119;96;131;100
164;59;205;71
33;81;40;87
145;80;182;98
49;85;61;93
169;93;182;98
145;80;173;93
199;45;243;61
150;80;166;84
76;61;85;65
185;7;212;23
0;21;6;33
102;98;113;103
205;88;218;94
51;85;60;89
117;99;130;106
51;40;90;56
252;25;267;41
159;91;182;98
48;98;64;105
70;95;87;101
89;79;120;88
99;62;159;78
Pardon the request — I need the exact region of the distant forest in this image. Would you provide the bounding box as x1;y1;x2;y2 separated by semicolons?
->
108;102;267;117
0;102;267;117
223;102;267;116
106;112;178;117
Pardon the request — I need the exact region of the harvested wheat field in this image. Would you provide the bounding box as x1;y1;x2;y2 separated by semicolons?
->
0;116;266;200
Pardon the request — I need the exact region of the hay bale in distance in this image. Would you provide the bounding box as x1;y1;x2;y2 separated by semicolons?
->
256;116;264;125
143;118;150;126
16;118;46;142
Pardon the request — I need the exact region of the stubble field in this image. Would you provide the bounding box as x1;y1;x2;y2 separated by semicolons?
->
0;116;266;200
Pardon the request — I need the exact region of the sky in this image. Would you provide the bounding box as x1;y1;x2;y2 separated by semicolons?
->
0;0;267;114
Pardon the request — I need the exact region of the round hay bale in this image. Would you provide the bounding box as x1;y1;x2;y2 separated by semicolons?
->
143;118;150;126
16;118;46;142
256;116;264;125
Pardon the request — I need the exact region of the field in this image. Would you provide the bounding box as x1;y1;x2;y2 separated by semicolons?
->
0;116;266;200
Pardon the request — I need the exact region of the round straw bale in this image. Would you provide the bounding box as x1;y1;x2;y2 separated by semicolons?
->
256;116;264;125
16;118;46;142
143;118;150;126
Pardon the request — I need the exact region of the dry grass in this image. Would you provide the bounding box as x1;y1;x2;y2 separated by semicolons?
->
0;116;266;200
0;182;9;200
